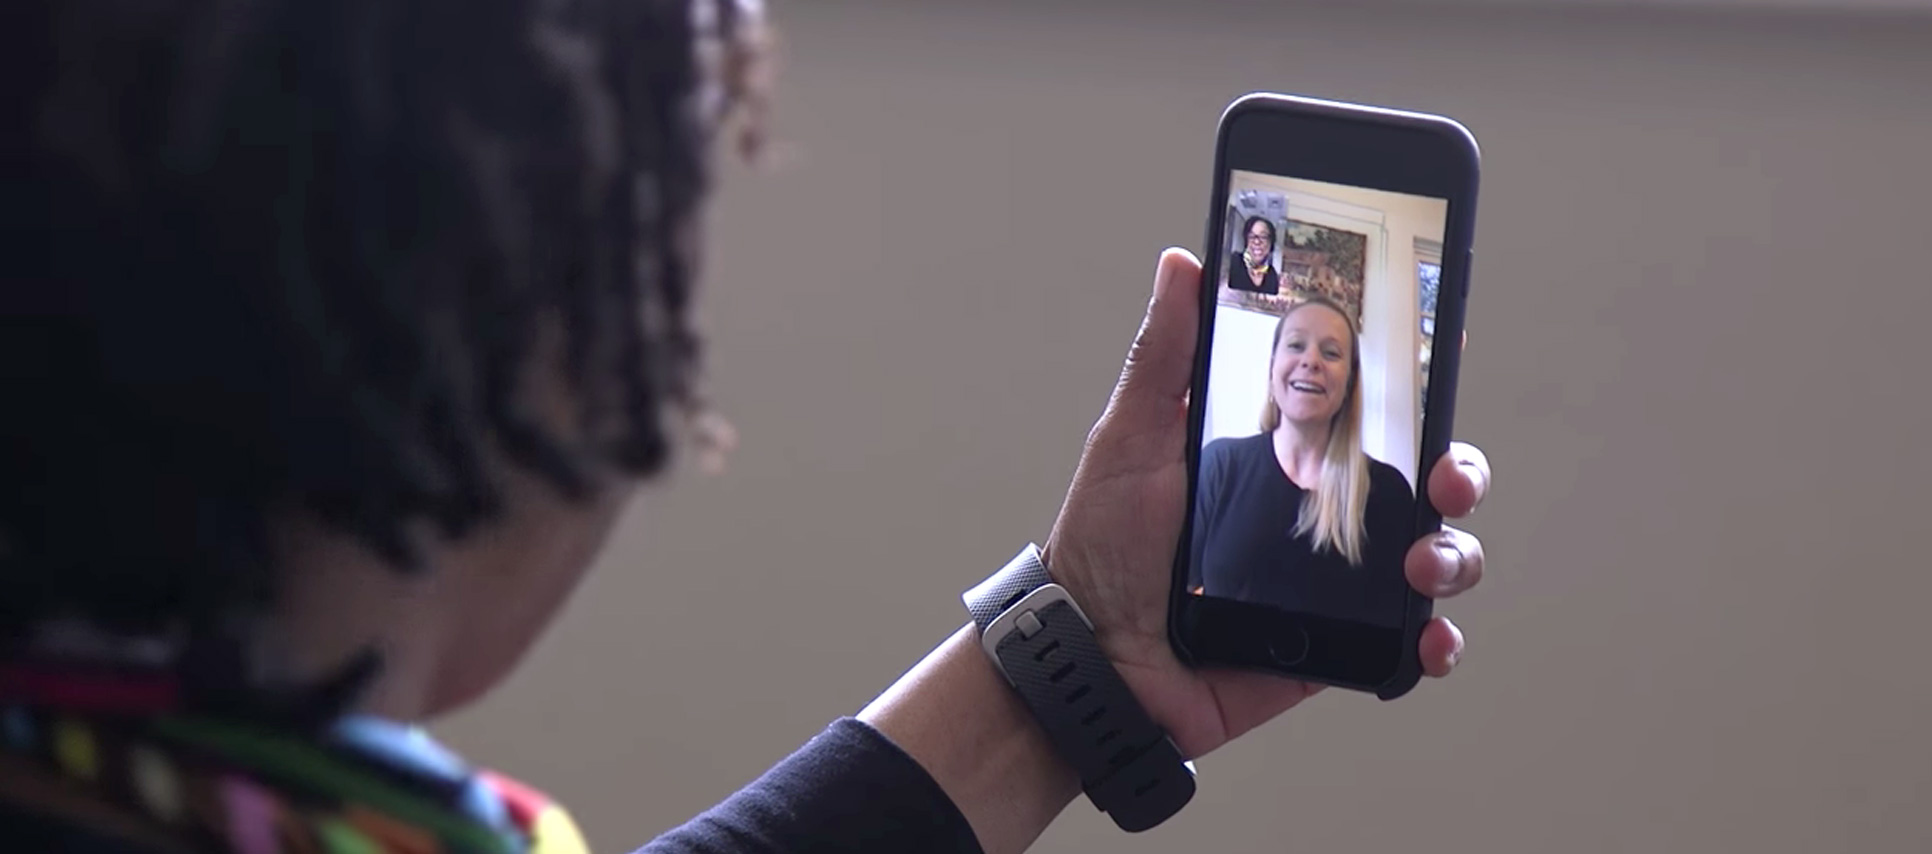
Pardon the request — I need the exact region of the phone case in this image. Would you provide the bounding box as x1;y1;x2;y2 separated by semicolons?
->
1167;92;1482;702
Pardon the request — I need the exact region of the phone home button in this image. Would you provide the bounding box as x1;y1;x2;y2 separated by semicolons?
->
1267;626;1310;666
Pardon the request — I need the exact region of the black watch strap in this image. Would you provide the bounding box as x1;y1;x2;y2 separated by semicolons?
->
963;544;1196;833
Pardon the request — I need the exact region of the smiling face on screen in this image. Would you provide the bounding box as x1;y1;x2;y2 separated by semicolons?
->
1244;218;1275;266
1269;301;1356;429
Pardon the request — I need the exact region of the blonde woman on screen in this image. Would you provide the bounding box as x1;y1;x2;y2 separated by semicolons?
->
1188;297;1418;627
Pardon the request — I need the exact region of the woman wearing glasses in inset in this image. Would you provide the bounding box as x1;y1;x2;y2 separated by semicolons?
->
1228;214;1282;294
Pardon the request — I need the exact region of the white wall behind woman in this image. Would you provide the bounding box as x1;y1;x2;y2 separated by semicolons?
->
1202;305;1272;445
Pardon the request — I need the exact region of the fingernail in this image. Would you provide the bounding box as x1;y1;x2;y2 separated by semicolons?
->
1456;458;1488;504
1434;537;1464;585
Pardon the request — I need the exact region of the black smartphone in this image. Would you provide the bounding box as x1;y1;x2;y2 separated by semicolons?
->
1167;92;1481;700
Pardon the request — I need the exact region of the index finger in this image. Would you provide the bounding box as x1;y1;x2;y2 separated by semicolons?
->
1426;441;1490;519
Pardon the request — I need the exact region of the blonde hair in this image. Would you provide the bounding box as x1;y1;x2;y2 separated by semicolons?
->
1259;298;1372;566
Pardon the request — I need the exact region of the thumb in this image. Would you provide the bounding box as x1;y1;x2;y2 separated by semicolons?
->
1116;247;1203;405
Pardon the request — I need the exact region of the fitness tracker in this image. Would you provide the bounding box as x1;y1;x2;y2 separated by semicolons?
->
963;544;1196;832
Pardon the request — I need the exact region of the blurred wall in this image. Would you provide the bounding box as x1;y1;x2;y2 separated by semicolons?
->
436;2;1932;852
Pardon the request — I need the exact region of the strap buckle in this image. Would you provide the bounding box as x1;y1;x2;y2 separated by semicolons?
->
976;583;1091;684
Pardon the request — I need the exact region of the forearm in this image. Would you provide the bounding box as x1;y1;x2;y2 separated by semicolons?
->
634;711;984;854
858;623;1082;854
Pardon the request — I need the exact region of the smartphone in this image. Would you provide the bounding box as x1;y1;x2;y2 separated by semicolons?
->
1167;92;1480;700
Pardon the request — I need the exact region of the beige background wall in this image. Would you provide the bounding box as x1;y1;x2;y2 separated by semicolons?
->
437;2;1932;852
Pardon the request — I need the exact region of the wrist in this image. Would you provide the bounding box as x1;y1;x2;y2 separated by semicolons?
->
859;623;1080;854
960;544;1197;833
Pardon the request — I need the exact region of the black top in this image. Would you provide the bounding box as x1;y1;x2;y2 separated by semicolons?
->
1226;253;1280;294
0;717;985;854
1188;432;1416;627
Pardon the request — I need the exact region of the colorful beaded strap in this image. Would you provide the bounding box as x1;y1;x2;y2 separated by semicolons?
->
0;660;589;854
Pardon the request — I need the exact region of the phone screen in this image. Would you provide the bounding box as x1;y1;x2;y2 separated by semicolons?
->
1186;168;1450;636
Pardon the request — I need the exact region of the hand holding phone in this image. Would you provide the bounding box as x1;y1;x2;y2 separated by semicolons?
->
1167;93;1483;699
1036;305;1484;766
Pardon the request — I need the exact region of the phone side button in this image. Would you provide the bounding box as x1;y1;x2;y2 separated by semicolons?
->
1267;626;1310;666
1463;248;1475;296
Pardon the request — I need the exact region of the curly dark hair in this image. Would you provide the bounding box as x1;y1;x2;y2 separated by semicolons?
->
0;0;770;646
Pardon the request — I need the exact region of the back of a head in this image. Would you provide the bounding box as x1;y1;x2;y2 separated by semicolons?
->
1;0;762;655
